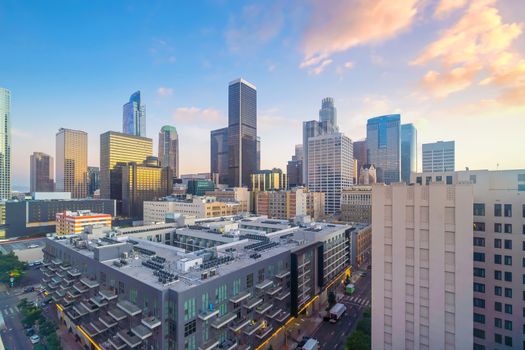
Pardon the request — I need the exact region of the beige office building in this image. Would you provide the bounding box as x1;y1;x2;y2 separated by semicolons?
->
340;185;372;223
204;187;251;212
255;187;324;220
372;182;473;350
56;128;88;198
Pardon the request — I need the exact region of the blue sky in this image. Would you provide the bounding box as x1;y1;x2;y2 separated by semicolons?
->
1;0;524;189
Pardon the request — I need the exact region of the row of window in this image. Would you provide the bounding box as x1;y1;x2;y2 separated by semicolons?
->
473;222;525;234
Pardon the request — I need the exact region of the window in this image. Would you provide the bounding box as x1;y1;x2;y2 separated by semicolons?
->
494;223;502;233
474;252;485;262
473;313;485;324
505;336;513;347
523;274;525;284
470;175;477;184
184;320;196;337
495;286;502;296
523;241;525;251
494;239;502;248
473;344;485;350
495;318;502;328
473;203;485;216
474;283;485;293
505;288;512;298
474;298;485;308
495;254;502;264
246;273;253;289
523;204;525;217
523;225;525;234
474;222;485;232
523;258;525;268
436;175;442;182
416;176;422;185
520;174;525;191
474;267;485;277
446;176;453;185
473;237;485;247
504;255;512;265
425;176;432;185
495;204;502;217
504;224;512;234
504;204;512;217
495;333;502;343
495;270;502;280
505;304;513;314
504;272;512;282
473;328;485;339
504;240;512;249
495;302;502;312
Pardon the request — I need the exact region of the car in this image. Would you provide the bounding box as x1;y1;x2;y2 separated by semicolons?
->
23;286;35;293
27;244;39;249
25;327;34;336
29;335;40;344
33;261;43;266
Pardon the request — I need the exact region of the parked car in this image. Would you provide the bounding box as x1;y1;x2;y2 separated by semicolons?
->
23;286;35;293
25;327;34;336
27;244;39;249
29;335;40;344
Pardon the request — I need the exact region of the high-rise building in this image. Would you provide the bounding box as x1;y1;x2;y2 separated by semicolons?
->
307;132;353;214
0;88;11;200
250;168;288;192
372;182;473;350
210;127;229;185
100;131;153;211
353;140;367;183
122;90;146;137
256;136;261;171
422;141;455;172
87;166;99;197
30;152;54;193
411;169;525;349
56;128;88;198
158;125;179;178
227;78;257;187
401;123;417;183
319;97;338;132
287;144;304;187
366;114;401;184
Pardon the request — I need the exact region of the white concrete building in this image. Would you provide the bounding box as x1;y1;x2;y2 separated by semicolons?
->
422;141;455;172
372;182;473;350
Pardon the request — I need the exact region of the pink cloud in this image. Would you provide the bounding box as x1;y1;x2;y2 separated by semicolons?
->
421;65;481;98
434;0;468;18
157;87;173;97
172;107;224;125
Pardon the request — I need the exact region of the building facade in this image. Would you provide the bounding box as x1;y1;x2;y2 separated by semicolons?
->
56;128;88;198
122;91;146;137
250;169;287;192
56;210;112;235
0;88;10;200
88;166;100;197
307;132;353;214
205;188;251;212
340;186;372;224
353;140;367;184
359;164;377;185
350;224;372;269
30;152;54;193
210;127;229;185
287;144;304;188
371;182;473;350
227;79;257;187
401;123;417;184
422;141;455;173
186;180;215;196
255;188;324;221
159;125;179;178
318;97;337;133
366;114;401;184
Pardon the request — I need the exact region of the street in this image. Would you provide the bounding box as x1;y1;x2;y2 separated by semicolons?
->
312;269;371;350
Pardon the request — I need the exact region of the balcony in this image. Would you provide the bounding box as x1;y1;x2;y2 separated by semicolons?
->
117;300;142;317
63;276;76;285
266;308;280;319
68;269;82;277
199;338;220;350
141;315;161;329
51;276;62;284
72;282;88;294
228;317;251;332
80;299;99;313
83;323;99;337
218;339;238;350
59;264;71;271
99;288;118;301
51;258;63;265
131;324;152;340
99;314;118;328
66;308;82;320
243;320;263;336
66;289;82;299
256;325;273;339
62;295;76;306
109;335;127;350
237;346;251;350
266;285;282;296
243;297;262;310
255;303;272;315
275;310;290;323
80;277;100;289
48;282;59;290
91;320;108;334
255;280;272;290
44;270;54;278
117;330;142;348
90;295;108;308
229;290;251;304
198;308;219;321
275;290;290;301
108;308;127;322
211;312;237;330
56;271;66;278
72;303;89;317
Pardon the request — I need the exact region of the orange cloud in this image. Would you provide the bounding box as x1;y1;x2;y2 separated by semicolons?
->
300;0;419;73
434;0;468;18
421;65;481;98
172;107;224;125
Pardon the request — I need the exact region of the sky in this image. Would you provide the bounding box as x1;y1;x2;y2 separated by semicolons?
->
1;0;524;190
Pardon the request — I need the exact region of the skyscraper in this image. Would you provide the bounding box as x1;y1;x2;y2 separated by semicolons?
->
210;127;229;185
122;91;146;137
30;152;54;192
87;166;100;197
353;140;367;183
158;125;179;178
0;88;11;200
401;123;417;183
287;144;304;187
307;132;353;214
55;128;88;198
422;141;455;172
366;114;401;184
319;97;338;132
227;78;257;187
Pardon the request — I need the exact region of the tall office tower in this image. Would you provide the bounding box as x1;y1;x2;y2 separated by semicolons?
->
256;136;261;171
210;127;229;185
308;132;352;214
227;78;257;187
250;168;288;192
287;144;304;187
56;128;88;198
319;97;338;132
87;166;100;197
412;169;525;349
0;88;11;200
353;140;367;183
30;152;54;192
366;114;401;184
122;91;146;137
422;141;455;172
372;182;473;350
100;131;152;212
401;123;417;183
158;125;179;178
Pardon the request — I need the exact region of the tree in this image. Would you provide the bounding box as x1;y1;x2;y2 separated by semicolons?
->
345;330;371;350
0;252;25;283
46;332;62;350
328;291;337;308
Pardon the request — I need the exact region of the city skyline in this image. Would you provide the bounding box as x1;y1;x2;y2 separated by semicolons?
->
2;0;524;190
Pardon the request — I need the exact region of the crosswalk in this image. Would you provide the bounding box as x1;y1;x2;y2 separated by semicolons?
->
0;306;19;317
343;295;371;307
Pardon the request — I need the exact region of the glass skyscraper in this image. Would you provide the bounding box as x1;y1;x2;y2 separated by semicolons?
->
366;114;401;184
0;88;10;200
158;125;179;178
122;91;146;137
210;127;229;185
319;97;338;132
227;78;257;187
401;123;417;183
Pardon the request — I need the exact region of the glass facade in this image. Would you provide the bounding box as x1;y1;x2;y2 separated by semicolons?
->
210;127;229;185
227;79;257;187
55;128;88;198
186;180;215;196
366;114;401;184
122;90;146;137
158;125;179;178
401;123;417;184
30;152;54;192
319;97;338;133
0;88;10;200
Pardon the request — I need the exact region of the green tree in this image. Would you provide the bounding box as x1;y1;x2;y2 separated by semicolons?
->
46;332;62;350
40;320;56;337
328;291;337;308
22;307;42;327
345;330;371;350
0;252;25;283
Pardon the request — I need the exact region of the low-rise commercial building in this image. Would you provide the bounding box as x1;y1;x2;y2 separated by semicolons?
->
255;188;325;221
56;210;112;235
349;224;371;269
340;186;372;224
205;187;251;212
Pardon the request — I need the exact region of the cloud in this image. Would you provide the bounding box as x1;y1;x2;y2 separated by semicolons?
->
149;38;177;64
421;64;481;98
434;0;468;18
172;107;224;125
310;59;333;75
157;87;173;97
258;108;301;132
11;128;32;138
300;0;419;72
